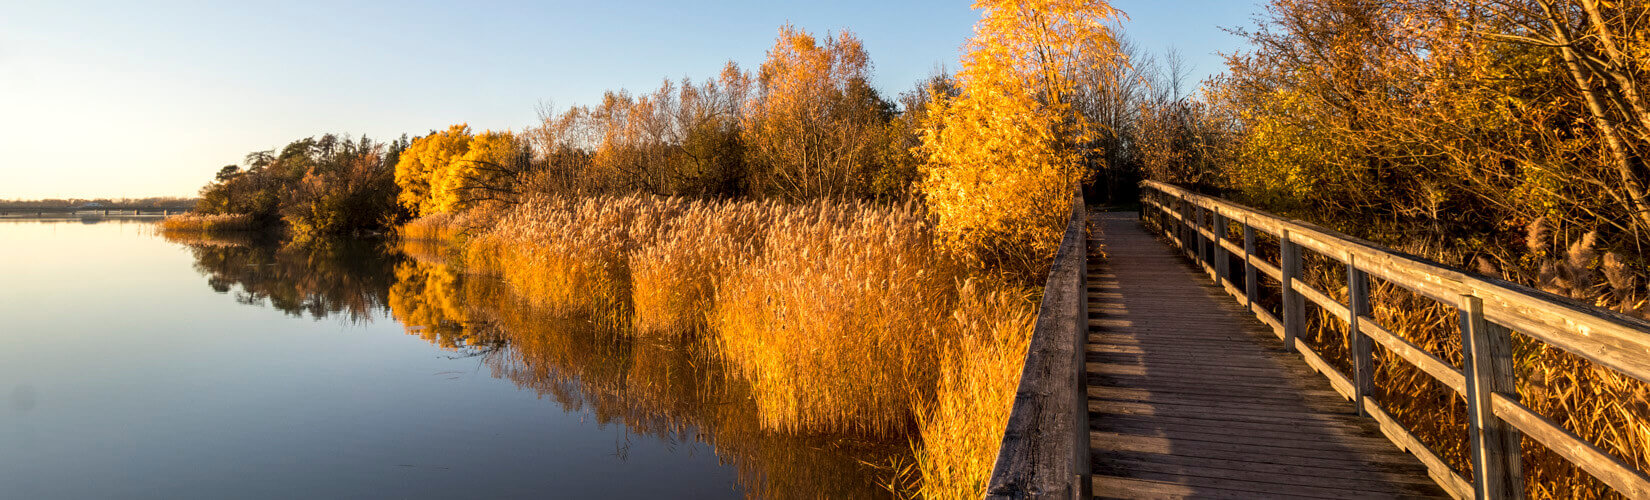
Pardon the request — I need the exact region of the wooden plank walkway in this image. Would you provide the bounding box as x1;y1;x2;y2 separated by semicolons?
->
1085;211;1447;499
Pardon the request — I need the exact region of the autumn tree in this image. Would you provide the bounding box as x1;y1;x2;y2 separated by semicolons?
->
192;134;403;236
1073;35;1153;202
743;25;895;200
1134;50;1236;191
394;124;473;217
920;0;1123;274
1211;0;1650;253
1477;0;1650;238
880;72;957;199
527;63;751;198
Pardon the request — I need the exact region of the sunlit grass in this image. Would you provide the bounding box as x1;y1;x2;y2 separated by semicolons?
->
914;280;1036;500
157;213;256;233
399;212;465;242
447;194;1039;498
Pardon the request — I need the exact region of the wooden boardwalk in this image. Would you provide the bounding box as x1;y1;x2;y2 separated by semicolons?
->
1085;212;1446;499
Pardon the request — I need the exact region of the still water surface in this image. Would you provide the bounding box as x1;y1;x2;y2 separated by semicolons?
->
1;218;894;499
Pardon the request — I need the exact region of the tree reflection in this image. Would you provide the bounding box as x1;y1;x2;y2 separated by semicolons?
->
166;233;906;498
163;232;400;322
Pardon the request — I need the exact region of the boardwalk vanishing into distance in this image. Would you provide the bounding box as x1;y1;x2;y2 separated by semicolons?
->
988;183;1650;499
1085;212;1444;498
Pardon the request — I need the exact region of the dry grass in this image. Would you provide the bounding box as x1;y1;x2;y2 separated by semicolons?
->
450;194;1039;498
913;280;1036;499
399;208;508;243
711;201;959;438
158;213;256;232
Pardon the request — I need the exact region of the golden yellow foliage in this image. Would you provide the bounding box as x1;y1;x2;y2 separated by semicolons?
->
429;130;519;214
394;124;472;217
919;0;1121;275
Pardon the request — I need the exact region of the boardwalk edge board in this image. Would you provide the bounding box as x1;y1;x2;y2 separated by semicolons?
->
987;190;1089;499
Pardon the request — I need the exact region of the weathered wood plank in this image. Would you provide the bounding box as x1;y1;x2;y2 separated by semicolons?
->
1358;317;1467;396
1243;221;1259;308
1087;211;1443;499
1092;475;1324;500
987;192;1086;499
1097;450;1440;486
1349;260;1375;416
1460;296;1523;500
1293;278;1350;320
1282;230;1305;348
1093;457;1448;498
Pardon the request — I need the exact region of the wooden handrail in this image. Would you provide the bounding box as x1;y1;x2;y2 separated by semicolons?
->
987;190;1088;499
1140;180;1650;500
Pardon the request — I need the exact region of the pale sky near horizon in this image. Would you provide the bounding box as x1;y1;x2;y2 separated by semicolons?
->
0;1;1264;199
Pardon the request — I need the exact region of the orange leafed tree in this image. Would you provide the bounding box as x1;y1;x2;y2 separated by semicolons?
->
429;130;522;214
920;0;1123;275
394;124;473;217
743;25;894;200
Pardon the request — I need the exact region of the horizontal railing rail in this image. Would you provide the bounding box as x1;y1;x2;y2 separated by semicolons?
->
987;190;1089;499
1141;180;1650;500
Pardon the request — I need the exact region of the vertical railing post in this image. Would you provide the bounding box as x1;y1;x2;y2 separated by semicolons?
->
1213;210;1228;285
1179;196;1193;257
1348;258;1373;415
1460;295;1523;500
1200;208;1212;276
1193;205;1205;269
1280;230;1303;347
1243;220;1258;309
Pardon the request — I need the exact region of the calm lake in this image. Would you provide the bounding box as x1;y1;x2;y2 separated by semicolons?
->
0;218;898;499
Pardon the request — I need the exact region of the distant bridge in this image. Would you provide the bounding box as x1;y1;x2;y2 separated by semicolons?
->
988;182;1650;498
0;208;185;218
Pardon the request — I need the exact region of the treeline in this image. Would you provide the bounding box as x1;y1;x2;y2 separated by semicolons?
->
187;26;935;240
0;197;196;209
184;17;1137;275
391;26;935;217
190;134;409;238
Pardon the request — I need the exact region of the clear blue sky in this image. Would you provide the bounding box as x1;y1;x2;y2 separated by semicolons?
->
0;0;1263;199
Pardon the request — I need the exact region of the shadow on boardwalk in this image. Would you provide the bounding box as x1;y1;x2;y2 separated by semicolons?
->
1085;211;1446;499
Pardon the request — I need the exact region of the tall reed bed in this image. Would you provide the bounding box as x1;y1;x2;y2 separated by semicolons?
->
158;213;256;232
456;194;1038;498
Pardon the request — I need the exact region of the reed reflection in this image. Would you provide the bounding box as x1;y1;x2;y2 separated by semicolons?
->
165;233;903;499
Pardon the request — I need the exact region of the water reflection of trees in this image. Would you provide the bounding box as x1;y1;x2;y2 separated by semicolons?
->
163;232;401;322
394;254;904;499
167;234;902;498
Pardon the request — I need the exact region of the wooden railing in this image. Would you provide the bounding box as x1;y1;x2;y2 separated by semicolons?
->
1141;180;1650;499
987;190;1089;499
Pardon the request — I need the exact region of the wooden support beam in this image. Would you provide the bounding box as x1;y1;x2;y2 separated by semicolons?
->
1460;295;1523;500
1213;211;1229;286
1281;230;1304;348
1243;220;1258;309
1348;259;1374;416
